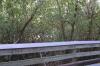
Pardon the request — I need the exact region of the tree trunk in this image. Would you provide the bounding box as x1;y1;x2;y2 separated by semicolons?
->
70;0;78;40
14;0;43;43
56;0;66;41
86;0;96;40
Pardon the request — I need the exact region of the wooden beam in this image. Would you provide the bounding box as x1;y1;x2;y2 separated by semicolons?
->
59;58;100;66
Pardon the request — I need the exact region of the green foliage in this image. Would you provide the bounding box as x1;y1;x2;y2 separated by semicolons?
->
0;0;100;43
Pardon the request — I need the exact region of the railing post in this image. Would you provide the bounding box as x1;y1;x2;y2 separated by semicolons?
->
72;45;77;62
40;52;47;66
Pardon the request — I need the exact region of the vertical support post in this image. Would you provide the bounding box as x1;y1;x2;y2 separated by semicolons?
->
72;45;77;62
40;52;47;66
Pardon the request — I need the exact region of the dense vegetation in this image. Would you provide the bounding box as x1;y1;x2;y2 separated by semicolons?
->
0;0;100;43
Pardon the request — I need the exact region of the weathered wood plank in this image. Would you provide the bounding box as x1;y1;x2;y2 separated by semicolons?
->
0;41;100;50
0;51;100;66
58;58;100;66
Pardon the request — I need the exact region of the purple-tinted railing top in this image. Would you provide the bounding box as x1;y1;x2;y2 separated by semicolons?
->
0;41;100;50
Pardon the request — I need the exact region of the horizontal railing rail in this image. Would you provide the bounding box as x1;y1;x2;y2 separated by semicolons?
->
0;41;100;50
58;58;100;66
0;41;100;66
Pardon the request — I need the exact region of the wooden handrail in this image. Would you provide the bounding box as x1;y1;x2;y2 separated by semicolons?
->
0;41;100;50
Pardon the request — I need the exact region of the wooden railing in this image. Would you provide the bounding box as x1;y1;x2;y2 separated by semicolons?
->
0;41;100;66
